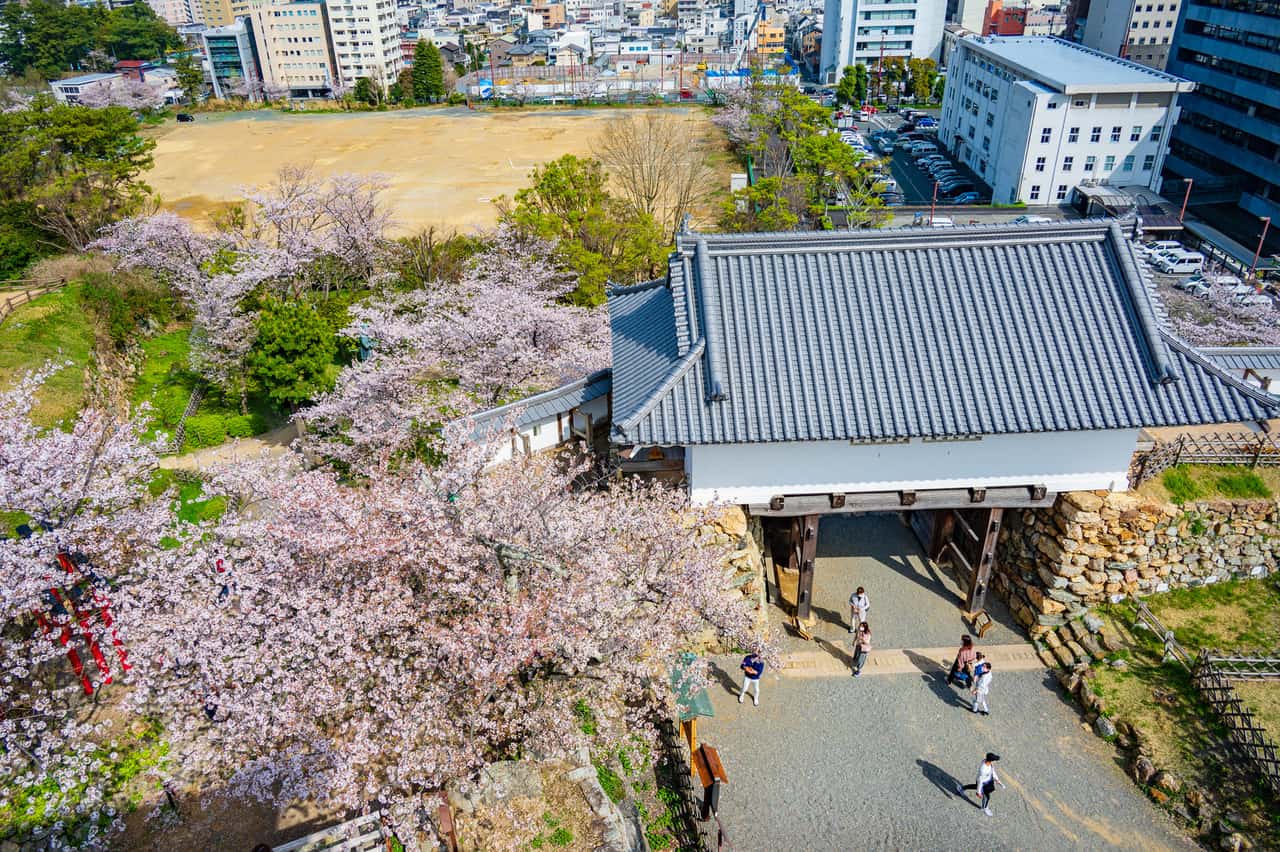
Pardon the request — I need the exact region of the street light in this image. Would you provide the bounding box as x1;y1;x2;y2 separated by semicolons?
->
1249;216;1272;280
1178;177;1193;224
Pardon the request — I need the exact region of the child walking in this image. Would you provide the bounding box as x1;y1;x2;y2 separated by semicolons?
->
851;621;872;678
957;753;1005;816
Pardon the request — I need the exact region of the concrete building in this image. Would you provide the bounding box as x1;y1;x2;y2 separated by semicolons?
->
949;0;988;32
202;19;259;98
1079;0;1181;69
938;36;1193;205
148;0;201;25
757;18;786;53
1163;0;1280;244
49;72;122;104
325;0;402;90
248;0;339;96
819;0;946;83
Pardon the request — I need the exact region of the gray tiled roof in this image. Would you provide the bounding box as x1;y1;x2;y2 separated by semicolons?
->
467;369;611;438
608;222;1277;446
1200;347;1280;372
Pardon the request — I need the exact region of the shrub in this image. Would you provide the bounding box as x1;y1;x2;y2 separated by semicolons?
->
1215;470;1271;499
79;270;176;346
1162;467;1200;504
225;414;257;438
183;413;227;448
155;385;191;427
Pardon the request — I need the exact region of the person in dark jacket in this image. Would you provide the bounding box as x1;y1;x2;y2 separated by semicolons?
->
739;652;764;705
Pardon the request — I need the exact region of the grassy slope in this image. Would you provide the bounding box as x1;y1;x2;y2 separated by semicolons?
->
0;285;93;428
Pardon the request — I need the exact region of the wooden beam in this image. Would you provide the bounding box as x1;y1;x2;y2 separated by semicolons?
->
951;510;981;543
965;507;1004;614
748;486;1058;516
899;490;917;506
829;492;846;509
795;514;819;625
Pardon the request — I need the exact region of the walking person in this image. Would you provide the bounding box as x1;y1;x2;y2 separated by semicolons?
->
739;650;764;706
947;634;978;687
957;753;1005;816
851;621;872;678
848;586;870;634
970;656;992;715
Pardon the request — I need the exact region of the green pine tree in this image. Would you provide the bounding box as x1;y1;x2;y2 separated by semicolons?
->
412;39;431;104
422;41;445;102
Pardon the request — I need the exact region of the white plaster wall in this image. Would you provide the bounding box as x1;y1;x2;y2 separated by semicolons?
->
685;429;1139;505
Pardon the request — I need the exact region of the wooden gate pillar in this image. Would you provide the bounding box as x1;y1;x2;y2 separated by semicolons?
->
795;514;820;624
964;508;1004;614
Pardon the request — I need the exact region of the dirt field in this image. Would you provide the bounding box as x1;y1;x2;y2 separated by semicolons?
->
145;106;731;233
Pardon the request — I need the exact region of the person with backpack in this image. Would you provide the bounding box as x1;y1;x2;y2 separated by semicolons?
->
957;753;1005;816
739;651;764;706
851;621;872;678
947;634;977;687
971;656;993;715
848;586;869;634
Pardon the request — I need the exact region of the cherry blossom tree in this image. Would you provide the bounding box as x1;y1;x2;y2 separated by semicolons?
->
77;78;167;111
302;227;609;466
118;427;756;837
0;366;170;848
1166;285;1280;347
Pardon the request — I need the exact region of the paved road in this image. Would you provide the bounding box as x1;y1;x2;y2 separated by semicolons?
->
698;667;1194;851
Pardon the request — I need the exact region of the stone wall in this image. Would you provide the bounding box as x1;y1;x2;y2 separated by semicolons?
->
996;491;1280;640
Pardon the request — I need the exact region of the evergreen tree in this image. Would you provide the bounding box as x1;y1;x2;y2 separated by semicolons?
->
247;299;337;408
422;41;445;102
174;52;204;105
411;39;431;104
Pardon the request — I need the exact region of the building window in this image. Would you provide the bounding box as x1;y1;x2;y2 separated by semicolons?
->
1142;154;1156;170
1104;154;1116;170
1030;184;1041;200
1090;126;1101;143
1040;127;1052;143
982;136;991;151
1068;126;1079;142
1074;98;1087;107
968;125;976;139
1084;155;1097;171
1057;184;1068;200
1047;100;1059;109
1111;126;1122;142
1130;125;1142;141
1122;155;1135;171
1062;155;1074;171
986;113;994;127
1035;156;1046;172
1149;124;1163;141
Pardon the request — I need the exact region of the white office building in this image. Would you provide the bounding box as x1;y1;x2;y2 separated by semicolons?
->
326;0;402;90
819;0;946;83
938;36;1193;206
1079;0;1181;70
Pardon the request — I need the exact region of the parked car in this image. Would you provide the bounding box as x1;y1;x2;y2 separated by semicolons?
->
1154;250;1205;275
875;177;899;193
1010;215;1055;225
176;113;195;123
1234;290;1272;308
917;117;938;128
879;193;906;206
948;192;985;204
1173;277;1213;299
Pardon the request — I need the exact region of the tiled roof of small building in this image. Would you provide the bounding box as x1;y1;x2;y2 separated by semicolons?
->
608;222;1277;446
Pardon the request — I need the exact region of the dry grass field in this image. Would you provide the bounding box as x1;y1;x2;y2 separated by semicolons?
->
145;106;732;233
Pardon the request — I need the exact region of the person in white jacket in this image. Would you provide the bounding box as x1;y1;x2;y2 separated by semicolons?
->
970;656;992;716
957;753;1005;816
848;586;869;634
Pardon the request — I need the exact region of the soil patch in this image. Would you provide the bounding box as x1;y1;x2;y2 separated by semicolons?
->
145;107;732;234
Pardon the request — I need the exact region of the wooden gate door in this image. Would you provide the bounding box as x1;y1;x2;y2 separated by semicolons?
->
928;507;1004;615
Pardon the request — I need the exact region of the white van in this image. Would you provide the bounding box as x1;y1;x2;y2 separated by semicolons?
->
911;142;938;157
1155;250;1205;275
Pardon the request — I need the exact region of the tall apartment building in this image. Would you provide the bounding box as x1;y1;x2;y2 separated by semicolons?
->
939;36;1192;205
1163;0;1280;238
1079;0;1181;69
325;0;402;89
819;0;946;83
249;0;340;96
148;0;201;25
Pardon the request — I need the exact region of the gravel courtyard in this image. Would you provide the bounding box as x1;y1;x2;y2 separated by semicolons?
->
697;665;1192;851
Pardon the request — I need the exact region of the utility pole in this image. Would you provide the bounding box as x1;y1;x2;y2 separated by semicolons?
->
1250;216;1272;280
1178;177;1193;224
930;180;938;225
876;31;885;105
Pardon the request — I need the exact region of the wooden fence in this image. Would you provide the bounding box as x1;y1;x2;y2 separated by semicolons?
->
0;279;66;326
1194;651;1280;797
1132;600;1280;796
1129;430;1280;487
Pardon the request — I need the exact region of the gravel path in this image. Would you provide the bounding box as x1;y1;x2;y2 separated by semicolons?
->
697;665;1193;851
